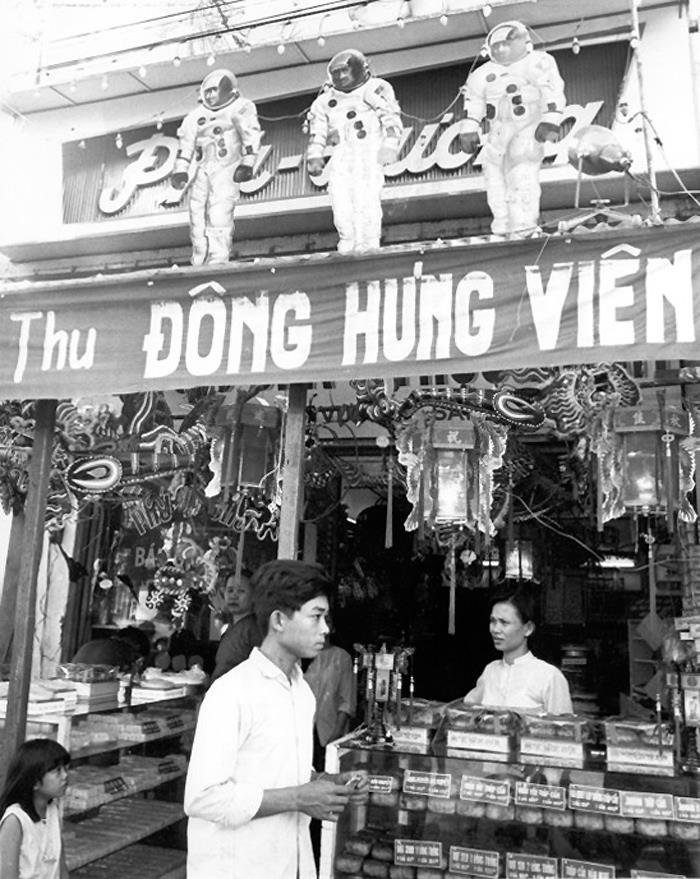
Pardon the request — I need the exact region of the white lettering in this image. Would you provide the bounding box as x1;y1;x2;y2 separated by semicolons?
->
454;271;495;356
227;293;269;374
646;249;695;343
599;258;638;346
270;292;312;370
526;263;573;350
41;311;69;372
416;274;453;360
142;302;183;379
342;281;380;365
185;297;227;376
68;327;97;370
383;278;416;361
577;260;596;347
11;312;42;384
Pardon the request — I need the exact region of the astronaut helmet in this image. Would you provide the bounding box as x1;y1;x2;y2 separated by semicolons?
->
328;49;370;92
485;20;532;65
200;68;239;110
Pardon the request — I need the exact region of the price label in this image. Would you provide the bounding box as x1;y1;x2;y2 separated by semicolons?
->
394;839;442;867
165;716;184;731
403;769;452;798
674;796;700;823
569;784;621;815
620;791;674;820
519;737;584;766
506;852;558;879
158;759;180;776
141;721;160;736
562;858;616;879
369;775;395;793
514;781;566;811
460;775;510;806
447;730;511;753
103;776;127;795
631;872;685;879
450;845;499;878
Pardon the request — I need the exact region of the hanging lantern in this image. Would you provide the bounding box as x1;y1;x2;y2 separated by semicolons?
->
425;420;477;524
597;390;694;530
217;400;282;495
505;539;534;580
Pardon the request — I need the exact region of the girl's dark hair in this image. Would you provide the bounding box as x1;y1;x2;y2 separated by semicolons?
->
490;582;538;627
252;560;331;633
0;739;70;822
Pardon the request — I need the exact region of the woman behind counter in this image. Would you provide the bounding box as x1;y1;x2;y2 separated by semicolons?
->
464;586;573;715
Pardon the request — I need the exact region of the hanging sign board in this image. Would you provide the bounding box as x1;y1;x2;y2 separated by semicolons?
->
1;225;699;399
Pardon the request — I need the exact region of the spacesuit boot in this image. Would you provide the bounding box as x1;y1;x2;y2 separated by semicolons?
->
505;141;544;236
206;226;233;264
482;160;510;236
353;163;384;252
191;237;208;266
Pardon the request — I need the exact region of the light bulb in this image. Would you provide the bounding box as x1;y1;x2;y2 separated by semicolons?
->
101;74;109;90
572;37;580;55
207;53;216;66
397;17;405;28
244;43;252;54
317;35;326;46
440;14;448;25
138;65;147;78
69;80;77;93
115;132;123;149
483;3;493;16
277;43;286;54
173;54;182;67
156;117;163;130
78;139;86;150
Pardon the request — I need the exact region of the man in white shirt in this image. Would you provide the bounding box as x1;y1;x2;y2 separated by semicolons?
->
185;560;364;879
464;588;573;715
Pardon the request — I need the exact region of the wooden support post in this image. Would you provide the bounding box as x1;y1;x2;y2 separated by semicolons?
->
1;399;56;776
0;509;26;666
278;385;307;560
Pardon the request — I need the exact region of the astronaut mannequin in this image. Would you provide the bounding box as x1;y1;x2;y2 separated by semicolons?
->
459;21;566;237
171;69;261;265
306;50;403;254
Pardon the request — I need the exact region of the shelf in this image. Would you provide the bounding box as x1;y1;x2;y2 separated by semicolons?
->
71;721;196;760
65;767;186;816
65;798;184;870
70;843;185;879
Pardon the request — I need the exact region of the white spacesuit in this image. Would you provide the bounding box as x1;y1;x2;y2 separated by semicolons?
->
171;69;261;265
306;50;403;254
459;22;566;237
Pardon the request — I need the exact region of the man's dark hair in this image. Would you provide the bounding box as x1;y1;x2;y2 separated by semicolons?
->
117;625;151;659
252;560;332;634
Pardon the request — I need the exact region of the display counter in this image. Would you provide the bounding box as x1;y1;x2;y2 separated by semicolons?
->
321;731;700;879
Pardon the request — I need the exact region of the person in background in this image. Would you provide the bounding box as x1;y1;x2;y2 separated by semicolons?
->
184;559;367;879
304;631;356;770
0;739;71;879
209;567;262;683
71;624;151;673
464;584;573;715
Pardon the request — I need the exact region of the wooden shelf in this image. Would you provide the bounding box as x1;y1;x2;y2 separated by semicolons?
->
71;721;196;760
71;843;185;879
65;767;186;816
65;798;183;870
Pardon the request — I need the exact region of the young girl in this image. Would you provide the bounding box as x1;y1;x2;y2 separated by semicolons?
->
0;739;70;879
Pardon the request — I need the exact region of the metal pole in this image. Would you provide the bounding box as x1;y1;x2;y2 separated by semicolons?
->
278;385;307;559
1;399;56;779
629;0;662;222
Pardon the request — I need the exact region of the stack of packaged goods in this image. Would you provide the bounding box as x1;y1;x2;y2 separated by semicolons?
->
54;664;120;711
442;703;519;762
0;681;71;716
65;765;129;812
388;699;445;752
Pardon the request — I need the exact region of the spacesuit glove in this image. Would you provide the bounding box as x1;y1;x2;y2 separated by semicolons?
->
534;121;561;143
171;171;189;190
458;131;481;154
307;156;325;177
233;164;254;183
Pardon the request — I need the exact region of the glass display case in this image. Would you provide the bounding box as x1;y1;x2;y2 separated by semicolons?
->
321;732;700;879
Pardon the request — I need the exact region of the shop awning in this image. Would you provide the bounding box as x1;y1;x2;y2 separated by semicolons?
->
2;222;699;399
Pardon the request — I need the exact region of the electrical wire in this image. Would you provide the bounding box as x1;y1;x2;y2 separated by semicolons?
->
512;491;604;561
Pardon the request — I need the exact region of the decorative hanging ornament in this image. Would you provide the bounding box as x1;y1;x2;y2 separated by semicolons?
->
594;389;694;531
